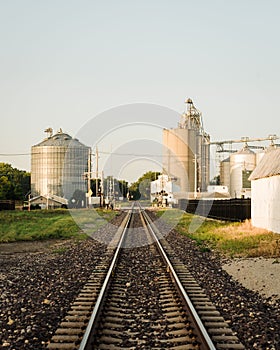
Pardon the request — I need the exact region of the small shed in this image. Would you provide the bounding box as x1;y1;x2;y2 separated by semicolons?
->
249;148;280;233
29;194;68;209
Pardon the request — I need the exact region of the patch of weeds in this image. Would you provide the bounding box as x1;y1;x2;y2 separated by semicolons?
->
199;246;211;253
52;247;68;254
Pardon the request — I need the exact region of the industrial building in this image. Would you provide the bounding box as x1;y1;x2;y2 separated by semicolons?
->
229;145;256;198
218;136;279;199
31;128;90;207
162;98;210;199
150;174;179;206
249;147;280;234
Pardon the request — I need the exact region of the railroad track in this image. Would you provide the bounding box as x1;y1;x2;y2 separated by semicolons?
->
48;203;245;350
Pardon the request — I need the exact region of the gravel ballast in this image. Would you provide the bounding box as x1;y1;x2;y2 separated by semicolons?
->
0;239;107;349
0;210;279;350
165;229;280;350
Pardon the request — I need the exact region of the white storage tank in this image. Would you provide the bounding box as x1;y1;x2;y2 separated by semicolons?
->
220;157;230;189
31;129;90;200
230;145;256;198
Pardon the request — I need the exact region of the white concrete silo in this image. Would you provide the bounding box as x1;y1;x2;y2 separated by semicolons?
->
162;99;210;198
230;145;256;198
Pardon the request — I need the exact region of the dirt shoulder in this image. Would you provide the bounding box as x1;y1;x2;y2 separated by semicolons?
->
223;257;280;301
0;240;73;258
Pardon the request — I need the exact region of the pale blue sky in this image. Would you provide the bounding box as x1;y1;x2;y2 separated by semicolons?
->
0;0;279;181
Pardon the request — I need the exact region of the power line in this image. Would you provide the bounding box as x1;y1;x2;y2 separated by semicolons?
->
0;153;30;156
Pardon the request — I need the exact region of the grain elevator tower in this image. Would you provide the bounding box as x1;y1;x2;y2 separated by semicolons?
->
163;99;210;198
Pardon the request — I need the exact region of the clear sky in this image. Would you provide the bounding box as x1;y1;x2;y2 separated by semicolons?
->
0;0;279;182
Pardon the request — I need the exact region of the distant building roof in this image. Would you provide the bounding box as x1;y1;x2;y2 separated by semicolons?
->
30;194;68;205
249;148;280;180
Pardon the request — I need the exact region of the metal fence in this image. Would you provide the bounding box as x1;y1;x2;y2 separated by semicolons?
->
179;198;251;222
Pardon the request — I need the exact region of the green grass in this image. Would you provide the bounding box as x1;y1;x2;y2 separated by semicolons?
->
156;209;280;258
0;209;117;243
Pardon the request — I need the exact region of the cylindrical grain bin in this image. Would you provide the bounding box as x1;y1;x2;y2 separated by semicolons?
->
220;157;230;189
230;145;256;198
31;129;90;200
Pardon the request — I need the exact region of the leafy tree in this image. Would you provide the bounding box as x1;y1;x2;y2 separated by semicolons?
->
210;175;220;185
129;171;161;200
0;176;12;199
0;163;31;200
102;177;129;199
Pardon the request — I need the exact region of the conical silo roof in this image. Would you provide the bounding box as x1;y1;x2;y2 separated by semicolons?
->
34;129;87;148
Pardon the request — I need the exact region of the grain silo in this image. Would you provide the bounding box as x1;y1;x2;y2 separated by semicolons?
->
230;145;256;198
31;128;90;201
162;99;210;198
220;157;230;189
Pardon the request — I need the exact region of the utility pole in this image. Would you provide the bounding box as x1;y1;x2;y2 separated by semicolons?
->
96;146;99;197
194;154;197;199
87;148;92;207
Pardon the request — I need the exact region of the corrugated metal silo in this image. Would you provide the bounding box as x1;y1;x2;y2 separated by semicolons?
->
230;145;256;198
31;129;90;200
220;157;230;189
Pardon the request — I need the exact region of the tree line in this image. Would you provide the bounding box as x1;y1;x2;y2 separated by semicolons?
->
0;163;31;200
0;162;160;203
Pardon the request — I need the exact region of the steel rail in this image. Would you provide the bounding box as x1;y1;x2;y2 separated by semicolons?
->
140;206;217;350
78;205;133;350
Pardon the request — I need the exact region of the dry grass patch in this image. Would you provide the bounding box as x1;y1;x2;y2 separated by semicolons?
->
156;210;280;258
208;219;280;257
